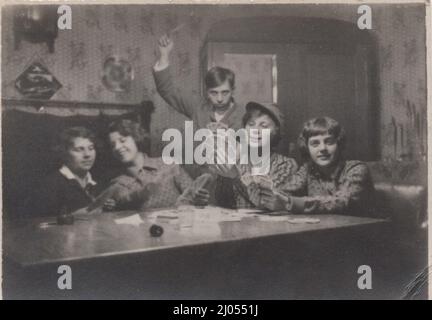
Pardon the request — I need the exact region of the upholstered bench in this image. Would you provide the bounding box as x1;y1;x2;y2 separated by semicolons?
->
367;161;427;230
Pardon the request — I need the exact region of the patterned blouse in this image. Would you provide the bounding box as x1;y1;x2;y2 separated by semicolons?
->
95;154;195;211
215;153;299;209
282;160;375;215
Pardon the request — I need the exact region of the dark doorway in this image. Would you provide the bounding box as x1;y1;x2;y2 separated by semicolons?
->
202;17;379;162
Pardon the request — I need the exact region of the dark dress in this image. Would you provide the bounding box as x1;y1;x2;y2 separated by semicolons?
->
27;170;98;217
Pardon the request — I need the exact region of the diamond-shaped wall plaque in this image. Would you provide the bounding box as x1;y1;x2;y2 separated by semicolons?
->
15;62;62;99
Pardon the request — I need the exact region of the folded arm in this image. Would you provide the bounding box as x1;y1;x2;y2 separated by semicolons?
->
288;162;373;214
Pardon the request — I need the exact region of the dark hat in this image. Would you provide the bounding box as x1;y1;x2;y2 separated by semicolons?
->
245;101;284;128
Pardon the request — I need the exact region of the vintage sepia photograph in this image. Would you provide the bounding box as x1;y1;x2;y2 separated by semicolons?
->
1;0;429;300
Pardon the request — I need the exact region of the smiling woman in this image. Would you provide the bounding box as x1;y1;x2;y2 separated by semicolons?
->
212;101;298;209
258;117;376;216
26;126;99;217
92;119;211;211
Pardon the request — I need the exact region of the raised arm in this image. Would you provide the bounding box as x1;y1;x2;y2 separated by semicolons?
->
153;34;199;119
154;34;172;71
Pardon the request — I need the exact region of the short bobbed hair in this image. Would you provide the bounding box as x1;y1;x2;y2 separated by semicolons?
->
298;117;346;161
54;126;96;162
107;119;150;152
205;66;235;90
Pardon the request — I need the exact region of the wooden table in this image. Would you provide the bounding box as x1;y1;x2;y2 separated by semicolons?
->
4;206;387;267
3;207;392;299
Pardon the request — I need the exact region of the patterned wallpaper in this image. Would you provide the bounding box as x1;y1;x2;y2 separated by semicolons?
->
1;4;427;162
373;6;427;162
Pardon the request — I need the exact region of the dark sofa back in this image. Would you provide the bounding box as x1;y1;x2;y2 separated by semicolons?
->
366;161;427;229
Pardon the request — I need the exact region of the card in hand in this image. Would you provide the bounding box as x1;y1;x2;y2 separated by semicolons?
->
253;175;273;190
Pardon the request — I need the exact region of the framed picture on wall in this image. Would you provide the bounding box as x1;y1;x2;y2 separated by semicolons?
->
14;61;62;99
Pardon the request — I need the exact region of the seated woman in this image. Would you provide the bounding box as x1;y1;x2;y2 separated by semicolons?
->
258;117;375;215
97;119;210;211
29;126;99;217
212;101;298;209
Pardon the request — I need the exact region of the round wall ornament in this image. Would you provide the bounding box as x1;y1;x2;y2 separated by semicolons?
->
101;56;134;92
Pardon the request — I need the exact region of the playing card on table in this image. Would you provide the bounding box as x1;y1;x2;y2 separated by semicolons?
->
286;217;321;224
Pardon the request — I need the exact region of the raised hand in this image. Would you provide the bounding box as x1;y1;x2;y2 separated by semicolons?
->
158;34;174;57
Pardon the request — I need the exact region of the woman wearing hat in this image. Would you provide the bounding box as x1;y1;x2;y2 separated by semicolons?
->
257;116;375;215
211;101;298;209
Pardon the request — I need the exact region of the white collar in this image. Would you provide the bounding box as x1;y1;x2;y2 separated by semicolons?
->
59;165;97;186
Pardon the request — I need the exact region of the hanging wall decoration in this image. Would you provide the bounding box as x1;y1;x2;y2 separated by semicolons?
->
15;61;62;99
13;6;58;53
101;56;134;92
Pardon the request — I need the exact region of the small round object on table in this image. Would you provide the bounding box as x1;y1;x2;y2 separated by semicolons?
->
57;214;74;225
149;224;164;237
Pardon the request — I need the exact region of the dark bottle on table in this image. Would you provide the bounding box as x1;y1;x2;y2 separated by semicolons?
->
57;206;74;225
